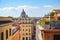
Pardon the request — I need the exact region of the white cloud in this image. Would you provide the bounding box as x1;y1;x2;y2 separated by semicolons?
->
43;5;53;8
0;5;40;17
17;5;39;9
0;7;17;11
0;5;60;17
0;5;39;12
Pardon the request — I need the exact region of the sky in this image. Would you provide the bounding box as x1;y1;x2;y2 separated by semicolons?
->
0;0;60;17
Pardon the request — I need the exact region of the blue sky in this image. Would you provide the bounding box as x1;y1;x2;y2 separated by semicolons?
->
0;0;60;17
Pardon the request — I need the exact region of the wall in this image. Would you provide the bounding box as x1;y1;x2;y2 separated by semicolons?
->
0;17;12;21
40;30;60;40
0;23;12;40
12;30;20;40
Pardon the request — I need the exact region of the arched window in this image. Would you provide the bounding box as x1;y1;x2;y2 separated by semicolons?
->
1;32;4;40
9;29;11;36
6;30;8;39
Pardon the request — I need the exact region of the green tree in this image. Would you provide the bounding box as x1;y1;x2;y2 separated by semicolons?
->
39;20;45;27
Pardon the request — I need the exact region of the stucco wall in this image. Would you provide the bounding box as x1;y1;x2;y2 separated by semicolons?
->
12;30;20;40
0;23;12;40
0;17;12;21
40;30;60;40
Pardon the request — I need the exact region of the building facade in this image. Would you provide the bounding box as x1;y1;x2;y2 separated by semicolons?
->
0;17;12;40
36;22;60;40
12;25;20;40
19;18;34;40
41;30;60;40
18;9;34;40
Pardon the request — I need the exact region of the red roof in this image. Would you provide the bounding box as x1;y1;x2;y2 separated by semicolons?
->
13;21;21;26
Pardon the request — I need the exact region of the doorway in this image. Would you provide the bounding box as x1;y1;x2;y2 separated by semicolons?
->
54;35;60;40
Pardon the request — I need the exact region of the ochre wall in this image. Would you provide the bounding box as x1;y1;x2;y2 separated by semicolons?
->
0;23;12;40
19;24;34;40
44;32;60;40
0;17;12;21
41;30;60;40
12;30;20;40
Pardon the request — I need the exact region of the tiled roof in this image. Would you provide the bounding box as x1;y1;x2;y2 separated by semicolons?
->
12;22;20;26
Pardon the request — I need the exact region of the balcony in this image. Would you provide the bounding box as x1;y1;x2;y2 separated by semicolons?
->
45;20;60;30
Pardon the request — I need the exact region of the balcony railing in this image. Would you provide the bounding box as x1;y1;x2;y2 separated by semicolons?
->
45;20;60;30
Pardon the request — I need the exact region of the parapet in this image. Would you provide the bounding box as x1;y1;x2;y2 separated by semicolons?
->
0;17;12;21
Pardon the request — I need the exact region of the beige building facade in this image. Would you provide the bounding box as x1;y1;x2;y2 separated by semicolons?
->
19;18;34;40
0;17;12;40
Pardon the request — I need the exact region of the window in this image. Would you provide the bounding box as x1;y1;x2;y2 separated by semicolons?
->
54;35;60;40
22;37;24;40
9;29;11;36
23;29;24;31
29;33;30;35
58;18;60;20
6;30;8;39
29;29;30;32
29;37;31;40
26;29;27;31
26;33;28;35
1;32;4;40
26;37;28;40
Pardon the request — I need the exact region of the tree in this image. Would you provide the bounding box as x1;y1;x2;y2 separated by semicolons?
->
8;16;12;18
12;18;18;20
39;20;45;27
